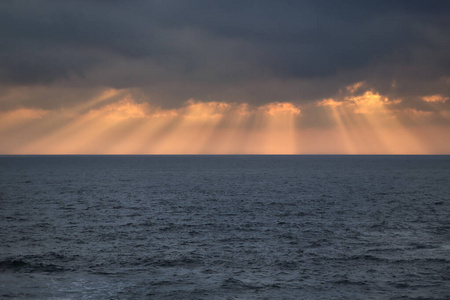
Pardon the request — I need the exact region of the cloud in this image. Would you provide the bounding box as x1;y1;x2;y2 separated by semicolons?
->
423;94;449;103
0;0;449;110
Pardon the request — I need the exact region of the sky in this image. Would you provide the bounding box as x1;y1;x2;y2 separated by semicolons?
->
1;0;449;154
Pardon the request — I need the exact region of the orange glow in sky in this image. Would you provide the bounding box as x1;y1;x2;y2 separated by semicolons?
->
1;86;449;154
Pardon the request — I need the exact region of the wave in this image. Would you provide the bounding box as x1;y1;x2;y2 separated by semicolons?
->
221;277;262;290
0;258;67;273
221;277;281;290
331;279;367;285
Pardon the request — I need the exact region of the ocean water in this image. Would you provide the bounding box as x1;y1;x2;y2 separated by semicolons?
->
0;155;449;299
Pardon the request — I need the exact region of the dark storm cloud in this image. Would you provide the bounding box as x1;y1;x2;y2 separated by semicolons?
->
1;0;449;107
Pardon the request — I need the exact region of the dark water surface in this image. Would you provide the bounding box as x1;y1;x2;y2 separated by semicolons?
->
0;155;449;299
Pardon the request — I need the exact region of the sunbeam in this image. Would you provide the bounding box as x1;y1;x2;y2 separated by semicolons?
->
1;88;449;154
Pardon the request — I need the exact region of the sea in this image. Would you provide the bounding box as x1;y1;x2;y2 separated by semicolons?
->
0;155;449;299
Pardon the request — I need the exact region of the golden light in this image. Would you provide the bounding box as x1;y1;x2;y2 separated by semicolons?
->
423;94;449;103
0;86;449;154
315;88;433;154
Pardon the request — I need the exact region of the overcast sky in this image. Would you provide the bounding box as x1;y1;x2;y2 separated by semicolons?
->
1;0;449;108
1;1;449;154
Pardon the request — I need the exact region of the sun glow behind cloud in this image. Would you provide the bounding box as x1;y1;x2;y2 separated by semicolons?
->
1;85;449;154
